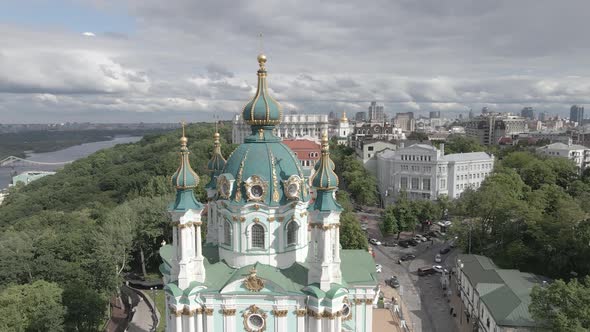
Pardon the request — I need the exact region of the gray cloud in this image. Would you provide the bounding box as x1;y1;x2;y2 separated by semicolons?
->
0;0;589;122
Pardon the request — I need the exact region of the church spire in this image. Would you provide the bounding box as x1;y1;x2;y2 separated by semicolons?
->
241;54;282;127
170;122;203;211
206;131;226;189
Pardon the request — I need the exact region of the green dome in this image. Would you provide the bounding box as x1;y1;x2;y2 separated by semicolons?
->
220;127;309;205
241;54;282;126
169;131;203;212
311;134;339;190
171;136;200;189
206;132;226;189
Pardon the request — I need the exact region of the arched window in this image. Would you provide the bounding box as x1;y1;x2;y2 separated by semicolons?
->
224;220;232;246
287;221;299;245
251;224;265;249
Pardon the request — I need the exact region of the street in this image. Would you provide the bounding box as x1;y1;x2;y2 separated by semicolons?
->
361;211;459;332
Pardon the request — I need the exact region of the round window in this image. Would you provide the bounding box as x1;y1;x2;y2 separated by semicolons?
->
251;185;264;198
248;314;264;329
342;304;351;317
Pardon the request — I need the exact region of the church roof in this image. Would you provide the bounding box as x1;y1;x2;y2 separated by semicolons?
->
241;54;282;126
206;132;226;189
160;244;377;296
169;126;203;211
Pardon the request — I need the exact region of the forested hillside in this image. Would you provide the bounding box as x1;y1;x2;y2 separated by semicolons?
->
0;123;234;330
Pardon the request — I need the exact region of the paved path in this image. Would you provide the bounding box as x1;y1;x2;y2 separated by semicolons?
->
127;289;156;332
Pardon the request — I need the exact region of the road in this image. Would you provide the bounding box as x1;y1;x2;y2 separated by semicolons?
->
361;211;459;332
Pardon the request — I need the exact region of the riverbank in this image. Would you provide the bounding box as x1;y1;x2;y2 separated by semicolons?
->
0;129;157;160
0;136;142;189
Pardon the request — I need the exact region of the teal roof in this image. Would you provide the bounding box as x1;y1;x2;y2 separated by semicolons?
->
206;132;226;189
169;135;203;212
169;189;203;212
311;136;339;190
221;128;309;206
171;136;199;190
241;54;281;126
458;254;547;328
311;190;342;212
160;245;377;297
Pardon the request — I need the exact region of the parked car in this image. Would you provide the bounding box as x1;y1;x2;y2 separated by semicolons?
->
369;238;382;246
408;239;419;246
400;254;416;261
434;254;442;263
360;224;368;231
415;234;427;242
388;276;400;288
382;241;397;247
432;265;449;274
439;247;451;254
375;264;382;273
398;240;410;248
418;267;437;276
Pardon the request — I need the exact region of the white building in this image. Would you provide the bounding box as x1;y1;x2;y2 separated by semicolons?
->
445;152;495;199
356;140;397;175
454;255;546;331
336;112;350;145
232;113;329;144
536;142;590;172
376;144;494;204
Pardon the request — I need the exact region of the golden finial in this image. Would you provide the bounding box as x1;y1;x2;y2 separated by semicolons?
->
341;112;348;122
257;53;267;70
180;121;188;146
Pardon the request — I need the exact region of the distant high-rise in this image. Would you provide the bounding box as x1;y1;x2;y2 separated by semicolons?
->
468;109;474;119
570;105;585;126
521;107;535;120
429;111;441;119
368;101;385;123
393;112;415;132
355;111;367;122
482;107;490;114
538;112;546;122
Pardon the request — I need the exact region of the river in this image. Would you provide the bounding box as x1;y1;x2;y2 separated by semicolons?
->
0;136;142;189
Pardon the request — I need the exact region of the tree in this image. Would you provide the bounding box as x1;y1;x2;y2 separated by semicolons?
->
0;281;65;332
406;132;429;142
339;212;368;250
381;206;399;235
530;276;590;331
442;135;485;154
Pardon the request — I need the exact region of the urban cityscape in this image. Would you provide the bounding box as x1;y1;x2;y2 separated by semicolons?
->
1;1;590;332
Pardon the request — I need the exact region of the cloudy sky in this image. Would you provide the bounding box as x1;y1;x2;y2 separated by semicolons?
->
1;0;589;123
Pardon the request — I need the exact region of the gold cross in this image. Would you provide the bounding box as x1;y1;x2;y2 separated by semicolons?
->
258;33;264;54
181;121;186;137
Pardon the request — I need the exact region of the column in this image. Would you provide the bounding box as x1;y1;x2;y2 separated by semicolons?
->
314;313;322;332
273;309;288;331
175;311;183;332
222;308;236;331
354;299;363;332
365;299;374;332
296;308;306;332
187;312;195;332
195;308;203;332
205;308;214;332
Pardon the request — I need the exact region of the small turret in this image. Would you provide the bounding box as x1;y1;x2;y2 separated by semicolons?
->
170;123;203;211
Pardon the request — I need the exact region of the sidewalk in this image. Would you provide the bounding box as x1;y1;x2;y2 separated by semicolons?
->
127;290;156;332
375;282;414;332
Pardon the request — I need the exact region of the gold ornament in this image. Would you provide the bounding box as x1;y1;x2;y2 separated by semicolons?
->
244;268;264;292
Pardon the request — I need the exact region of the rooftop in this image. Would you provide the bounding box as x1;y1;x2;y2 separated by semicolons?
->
458;254;547;328
538;142;588;150
282;138;321;150
443;152;493;162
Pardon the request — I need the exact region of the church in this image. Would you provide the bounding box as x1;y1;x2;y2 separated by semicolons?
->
160;54;378;332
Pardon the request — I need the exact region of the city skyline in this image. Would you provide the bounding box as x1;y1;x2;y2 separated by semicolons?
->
1;0;590;123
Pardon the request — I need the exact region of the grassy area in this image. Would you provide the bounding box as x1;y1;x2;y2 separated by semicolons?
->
154;289;166;332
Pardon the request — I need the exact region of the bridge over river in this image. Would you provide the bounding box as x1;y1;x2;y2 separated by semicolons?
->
0;156;74;168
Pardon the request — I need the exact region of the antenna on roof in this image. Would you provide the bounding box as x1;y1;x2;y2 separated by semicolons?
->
258;32;264;54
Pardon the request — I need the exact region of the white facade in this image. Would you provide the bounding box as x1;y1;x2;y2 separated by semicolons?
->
376;144;495;204
337;112;350;145
232;114;329;144
446;153;495;199
536;142;590;172
356;140;397;175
